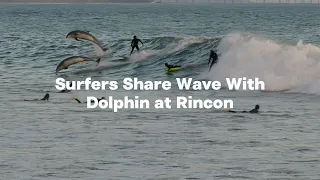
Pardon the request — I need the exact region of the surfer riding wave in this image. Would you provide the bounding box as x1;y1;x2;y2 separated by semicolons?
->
130;36;144;55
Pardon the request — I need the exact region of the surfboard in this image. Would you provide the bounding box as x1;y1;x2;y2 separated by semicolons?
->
165;67;181;72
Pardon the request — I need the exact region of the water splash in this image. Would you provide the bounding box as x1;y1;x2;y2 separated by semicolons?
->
205;33;320;94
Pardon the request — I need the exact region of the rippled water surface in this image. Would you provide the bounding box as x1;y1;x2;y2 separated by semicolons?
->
0;3;320;180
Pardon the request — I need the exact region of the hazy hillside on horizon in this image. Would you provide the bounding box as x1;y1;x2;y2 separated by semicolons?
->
0;0;318;4
0;0;153;3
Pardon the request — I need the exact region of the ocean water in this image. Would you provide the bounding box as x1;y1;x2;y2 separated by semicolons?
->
1;3;320;180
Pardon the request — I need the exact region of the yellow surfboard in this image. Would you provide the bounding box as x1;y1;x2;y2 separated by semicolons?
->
165;67;181;72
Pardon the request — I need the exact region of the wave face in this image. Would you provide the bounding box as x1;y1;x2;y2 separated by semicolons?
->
205;33;320;95
110;33;320;96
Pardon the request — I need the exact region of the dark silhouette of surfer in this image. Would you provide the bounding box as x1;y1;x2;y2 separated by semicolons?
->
224;105;260;113
130;36;144;55
165;63;181;71
208;50;218;71
59;82;73;93
72;97;105;103
21;93;50;101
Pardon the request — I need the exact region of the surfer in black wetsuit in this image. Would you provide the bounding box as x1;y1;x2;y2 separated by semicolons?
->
59;82;72;93
208;50;218;71
130;36;144;55
22;93;50;101
165;63;181;71
224;105;260;113
72;97;105;103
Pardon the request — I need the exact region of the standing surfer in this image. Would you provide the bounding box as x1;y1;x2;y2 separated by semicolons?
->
130;36;144;55
208;50;218;71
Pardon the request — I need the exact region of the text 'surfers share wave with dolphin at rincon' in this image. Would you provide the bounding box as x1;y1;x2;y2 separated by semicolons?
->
54;31;320;95
1;4;320;180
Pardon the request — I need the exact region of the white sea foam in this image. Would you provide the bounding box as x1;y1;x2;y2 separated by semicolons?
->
205;33;320;95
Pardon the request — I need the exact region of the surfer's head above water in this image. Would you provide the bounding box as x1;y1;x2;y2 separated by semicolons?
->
133;35;137;39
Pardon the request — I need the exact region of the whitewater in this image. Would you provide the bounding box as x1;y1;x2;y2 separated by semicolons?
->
207;33;320;94
1;3;319;180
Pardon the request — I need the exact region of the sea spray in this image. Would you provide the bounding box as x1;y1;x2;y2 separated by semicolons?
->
129;50;156;62
93;43;108;57
206;33;320;94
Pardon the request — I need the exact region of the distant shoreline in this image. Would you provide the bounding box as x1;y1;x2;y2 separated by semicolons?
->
1;2;318;4
0;2;151;4
0;0;153;4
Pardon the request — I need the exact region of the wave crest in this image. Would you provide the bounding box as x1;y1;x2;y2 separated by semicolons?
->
207;33;320;94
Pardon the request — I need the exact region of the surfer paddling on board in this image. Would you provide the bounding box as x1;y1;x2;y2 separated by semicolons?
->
20;93;50;101
224;105;260;113
72;97;105;103
208;50;218;71
59;82;73;93
130;36;144;55
165;63;181;71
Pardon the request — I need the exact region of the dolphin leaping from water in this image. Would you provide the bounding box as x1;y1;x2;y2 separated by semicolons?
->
66;30;108;52
56;56;101;74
